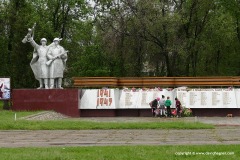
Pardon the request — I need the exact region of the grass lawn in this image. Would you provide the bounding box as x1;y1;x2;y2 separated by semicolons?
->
0;106;237;160
0;145;238;160
0;110;214;130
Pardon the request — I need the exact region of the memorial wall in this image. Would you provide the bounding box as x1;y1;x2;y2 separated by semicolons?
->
79;88;240;109
177;88;240;108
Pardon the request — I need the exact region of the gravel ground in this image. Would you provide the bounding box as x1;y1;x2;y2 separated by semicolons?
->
21;111;69;120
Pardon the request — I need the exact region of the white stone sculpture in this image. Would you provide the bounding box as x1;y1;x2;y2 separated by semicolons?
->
22;23;68;89
29;37;53;89
46;38;68;89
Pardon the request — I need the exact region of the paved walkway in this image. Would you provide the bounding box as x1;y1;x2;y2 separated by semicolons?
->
79;117;240;126
1;117;240;148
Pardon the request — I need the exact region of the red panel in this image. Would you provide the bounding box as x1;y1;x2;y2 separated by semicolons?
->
80;109;153;117
12;89;80;117
192;108;240;117
116;109;139;117
139;109;152;117
80;109;116;117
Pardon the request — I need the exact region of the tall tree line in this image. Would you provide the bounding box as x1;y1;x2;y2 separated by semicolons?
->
0;0;239;88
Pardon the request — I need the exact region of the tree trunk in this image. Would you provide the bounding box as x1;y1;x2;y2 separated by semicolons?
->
164;51;173;76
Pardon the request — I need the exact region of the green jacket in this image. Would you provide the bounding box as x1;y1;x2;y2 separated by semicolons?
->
165;99;172;107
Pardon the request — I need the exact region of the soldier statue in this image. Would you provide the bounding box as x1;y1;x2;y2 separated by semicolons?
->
22;23;68;89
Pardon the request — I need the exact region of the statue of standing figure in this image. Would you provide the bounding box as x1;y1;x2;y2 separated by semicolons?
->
46;38;68;89
22;23;68;89
29;37;51;89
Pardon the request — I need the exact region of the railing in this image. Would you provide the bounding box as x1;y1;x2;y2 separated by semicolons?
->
72;76;240;88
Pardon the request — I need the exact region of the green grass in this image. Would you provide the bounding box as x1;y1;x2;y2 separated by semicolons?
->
0;101;3;110
0;110;235;160
0;110;41;120
0;145;238;160
0;111;214;130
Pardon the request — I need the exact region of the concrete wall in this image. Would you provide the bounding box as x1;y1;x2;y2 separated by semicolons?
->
11;89;240;117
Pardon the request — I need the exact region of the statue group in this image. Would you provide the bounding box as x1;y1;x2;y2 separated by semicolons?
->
22;23;68;89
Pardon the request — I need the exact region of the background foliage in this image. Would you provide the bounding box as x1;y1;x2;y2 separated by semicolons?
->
0;0;239;88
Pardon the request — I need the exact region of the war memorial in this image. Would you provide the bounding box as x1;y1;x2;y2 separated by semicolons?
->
10;77;240;118
1;24;240;118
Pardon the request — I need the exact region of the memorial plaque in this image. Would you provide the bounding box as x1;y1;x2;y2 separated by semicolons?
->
189;91;201;107
141;91;147;104
200;92;208;106
177;90;188;107
212;91;221;106
236;89;240;108
125;92;133;106
221;88;237;108
222;92;230;105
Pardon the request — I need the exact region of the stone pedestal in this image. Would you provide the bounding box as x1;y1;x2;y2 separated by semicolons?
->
12;89;79;117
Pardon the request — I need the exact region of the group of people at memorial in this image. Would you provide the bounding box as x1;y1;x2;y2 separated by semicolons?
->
149;96;182;118
22;24;68;89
